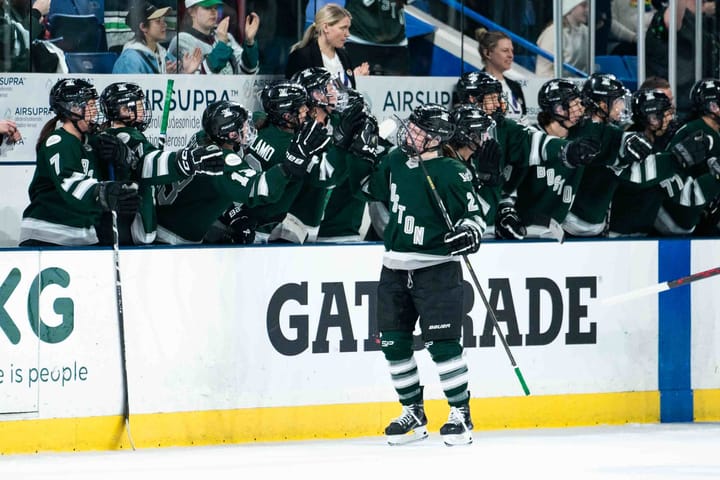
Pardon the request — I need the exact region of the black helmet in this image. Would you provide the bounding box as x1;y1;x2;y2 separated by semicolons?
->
449;104;495;149
100;82;152;132
631;88;673;129
690;78;720;116
49;78;99;127
456;71;502;103
538;79;583;125
399;103;454;155
261;81;308;128
538;79;581;113
290;67;335;108
581;73;630;122
202;100;254;147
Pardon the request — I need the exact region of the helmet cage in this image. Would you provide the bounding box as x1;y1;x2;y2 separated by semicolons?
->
261;81;308;129
49;79;100;133
100;83;152;132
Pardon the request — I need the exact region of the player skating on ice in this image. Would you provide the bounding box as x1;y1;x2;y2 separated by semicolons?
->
352;104;485;446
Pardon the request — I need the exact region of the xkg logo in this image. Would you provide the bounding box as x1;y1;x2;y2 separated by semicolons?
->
0;267;74;345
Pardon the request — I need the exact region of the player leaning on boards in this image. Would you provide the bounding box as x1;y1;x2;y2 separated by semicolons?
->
97;82;226;245
351;104;484;446
154;100;330;244
19;79;141;247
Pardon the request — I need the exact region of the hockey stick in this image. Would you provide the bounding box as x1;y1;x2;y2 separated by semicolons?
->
158;79;174;150
107;165;136;450
601;266;720;306
399;118;531;396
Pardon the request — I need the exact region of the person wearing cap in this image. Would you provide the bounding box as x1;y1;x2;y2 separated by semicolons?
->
113;1;202;74
534;0;589;77
167;0;260;75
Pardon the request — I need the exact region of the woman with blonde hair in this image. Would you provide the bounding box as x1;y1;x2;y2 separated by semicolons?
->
476;28;527;123
285;3;369;88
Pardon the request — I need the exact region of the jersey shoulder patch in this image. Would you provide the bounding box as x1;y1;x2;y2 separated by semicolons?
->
45;134;62;147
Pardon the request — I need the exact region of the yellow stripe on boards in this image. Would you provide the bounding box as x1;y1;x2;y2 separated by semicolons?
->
0;391;661;455
693;389;720;421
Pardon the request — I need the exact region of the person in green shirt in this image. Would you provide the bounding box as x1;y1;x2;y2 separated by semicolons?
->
354;104;484;446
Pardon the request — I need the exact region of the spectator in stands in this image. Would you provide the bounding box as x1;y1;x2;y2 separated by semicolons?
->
114;1;202;74
285;3;369;88
168;0;260;74
645;0;718;121
609;0;654;55
343;0;409;76
535;0;589;77
475;28;527;123
245;0;309;74
1;0;50;71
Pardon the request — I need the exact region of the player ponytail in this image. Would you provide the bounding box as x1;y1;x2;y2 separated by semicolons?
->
35;116;61;153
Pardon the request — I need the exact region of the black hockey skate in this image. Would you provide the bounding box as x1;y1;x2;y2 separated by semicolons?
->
385;403;428;445
440;403;473;446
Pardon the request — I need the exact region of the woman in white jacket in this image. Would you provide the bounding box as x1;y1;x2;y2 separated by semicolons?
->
535;0;589;77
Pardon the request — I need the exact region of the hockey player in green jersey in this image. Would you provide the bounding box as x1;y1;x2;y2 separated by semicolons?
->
445;104;502;223
209;79;311;244
19;79;140;247
97;82;226;245
353;104;483;446
512;79;589;238
455;72;599;239
274;66;352;243
317;88;380;242
654;79;720;235
608;88;686;236
155;100;330;244
562;73;644;237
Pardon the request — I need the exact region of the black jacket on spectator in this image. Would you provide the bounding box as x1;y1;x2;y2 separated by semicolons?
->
285;38;357;89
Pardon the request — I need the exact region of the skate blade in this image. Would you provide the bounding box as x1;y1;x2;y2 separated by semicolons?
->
386;426;429;445
442;431;473;446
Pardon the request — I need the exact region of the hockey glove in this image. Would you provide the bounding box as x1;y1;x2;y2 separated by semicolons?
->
671;130;710;169
283;119;330;178
333;102;367;149
472;138;502;187
444;219;482;256
220;204;256;244
621;133;653;166
561;137;601;168
91;132;139;172
96;181;141;215
495;201;526;240
708;157;720;181
177;144;226;177
348;116;382;163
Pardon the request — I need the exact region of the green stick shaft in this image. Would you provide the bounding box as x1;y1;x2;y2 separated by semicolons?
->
158;79;174;150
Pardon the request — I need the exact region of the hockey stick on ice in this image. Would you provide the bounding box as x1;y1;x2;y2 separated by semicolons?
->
398;117;531;396
601;266;720;306
158;79;174;150
108;165;136;450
